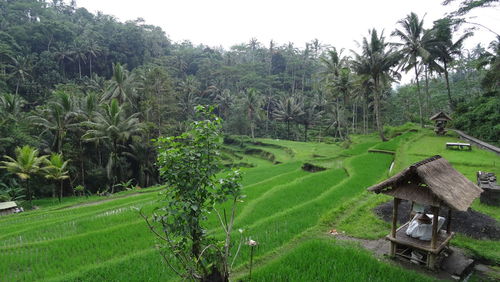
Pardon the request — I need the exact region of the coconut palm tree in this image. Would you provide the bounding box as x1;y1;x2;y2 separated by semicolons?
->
72;43;87;79
214;89;234;119
122;141;156;187
0;145;46;206
7;55;33;95
299;99;323;142
82;99;143;191
431;18;473;110
42;153;69;202
86;39;102;77
102;63;136;105
242;88;262;140
52;43;74;78
177;75;200;120
0;93;25;119
351;29;401;141
273;95;304;140
31;91;78;153
392;12;434;127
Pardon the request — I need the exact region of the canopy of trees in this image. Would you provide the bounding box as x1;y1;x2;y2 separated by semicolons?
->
0;0;498;202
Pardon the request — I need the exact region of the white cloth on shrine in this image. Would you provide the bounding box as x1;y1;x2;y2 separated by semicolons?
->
406;214;446;241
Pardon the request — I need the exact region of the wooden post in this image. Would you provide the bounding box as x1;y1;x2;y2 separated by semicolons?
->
431;205;440;250
446;208;452;234
428;205;440;270
408;201;414;221
390;198;400;257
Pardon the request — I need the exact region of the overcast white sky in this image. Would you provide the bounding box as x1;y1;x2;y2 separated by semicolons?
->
75;0;498;51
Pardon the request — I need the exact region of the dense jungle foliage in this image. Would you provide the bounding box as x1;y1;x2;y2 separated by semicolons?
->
0;0;498;202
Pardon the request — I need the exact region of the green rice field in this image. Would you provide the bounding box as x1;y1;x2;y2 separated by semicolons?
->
1;127;499;281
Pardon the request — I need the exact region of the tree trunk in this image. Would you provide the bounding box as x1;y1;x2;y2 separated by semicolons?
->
374;81;386;141
59;180;63;203
424;65;431;118
352;102;356;133
444;61;454;111
363;96;368;134
78;58;82;79
414;64;424;128
26;180;32;207
15;79;20;95
304;123;308;142
336;98;343;140
287;120;290;140
89;56;93;77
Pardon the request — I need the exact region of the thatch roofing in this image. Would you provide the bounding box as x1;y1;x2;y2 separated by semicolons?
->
367;155;483;211
0;201;17;210
430;111;452;121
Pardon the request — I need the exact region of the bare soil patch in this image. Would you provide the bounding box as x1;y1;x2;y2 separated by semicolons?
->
374;200;500;240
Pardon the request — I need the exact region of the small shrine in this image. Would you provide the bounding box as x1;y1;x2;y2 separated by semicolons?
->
429;112;452;135
367;155;483;269
477;171;500;206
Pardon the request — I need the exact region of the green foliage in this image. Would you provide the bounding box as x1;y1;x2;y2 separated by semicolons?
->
454;94;500;145
42;153;70;202
0;145;46;206
150;106;243;280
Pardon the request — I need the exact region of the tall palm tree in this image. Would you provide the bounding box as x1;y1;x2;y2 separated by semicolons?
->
177;76;201;120
0;145;46;206
351;29;401;141
0;93;25;119
320;48;347;80
102;63;136;105
86;39;102;77
242;88;262;140
214;89;234;119
122;141;156;187
432;18;473;110
42;153;69;202
72;43;87;79
7;55;33;95
52;43;74;78
31;91;78;153
330;67;355;138
273;95;304;140
83;99;143;191
299;99;322;142
392;12;434;127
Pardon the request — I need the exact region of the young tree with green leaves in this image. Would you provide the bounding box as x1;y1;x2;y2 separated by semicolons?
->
142;106;244;281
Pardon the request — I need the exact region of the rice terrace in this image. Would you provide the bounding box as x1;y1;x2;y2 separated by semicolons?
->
0;0;499;281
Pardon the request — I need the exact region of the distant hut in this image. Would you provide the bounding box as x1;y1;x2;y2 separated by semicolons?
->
367;155;482;269
0;201;18;216
430;112;452;135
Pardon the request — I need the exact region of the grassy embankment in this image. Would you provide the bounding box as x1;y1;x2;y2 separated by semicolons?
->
324;129;500;264
0;128;497;281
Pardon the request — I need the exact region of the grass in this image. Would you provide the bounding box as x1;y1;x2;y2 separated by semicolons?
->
326;129;500;264
243;239;435;282
1;128;498;281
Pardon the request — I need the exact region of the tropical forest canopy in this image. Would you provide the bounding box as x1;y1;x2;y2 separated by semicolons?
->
0;0;498;200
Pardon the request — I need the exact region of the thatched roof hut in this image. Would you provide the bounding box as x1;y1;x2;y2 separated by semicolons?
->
0;201;18;216
368;155;482;211
367;155;483;269
429;112;452;121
